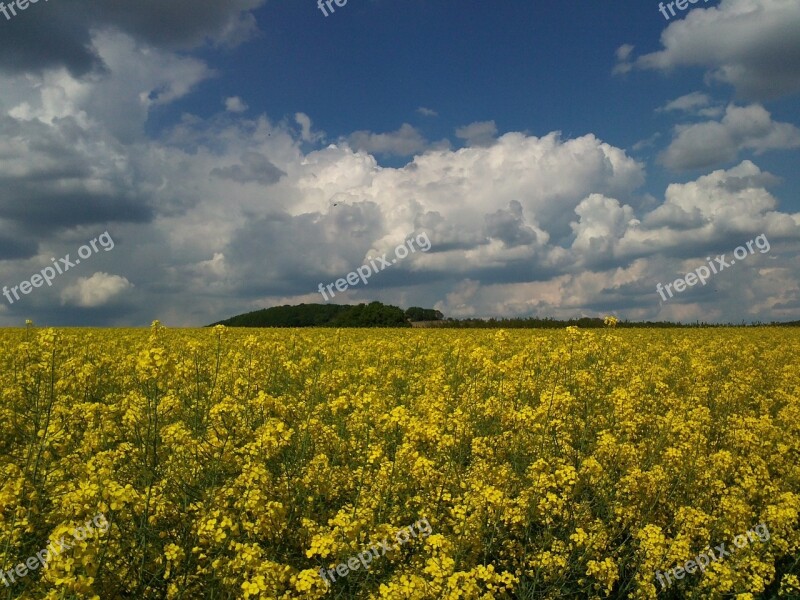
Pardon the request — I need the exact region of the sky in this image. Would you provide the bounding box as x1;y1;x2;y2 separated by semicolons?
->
0;0;799;326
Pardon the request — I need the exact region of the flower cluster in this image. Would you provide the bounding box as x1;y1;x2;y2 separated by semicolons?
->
315;518;432;587
0;325;798;598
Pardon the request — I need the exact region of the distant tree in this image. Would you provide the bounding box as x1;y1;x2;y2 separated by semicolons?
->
405;307;426;321
405;307;444;322
210;304;772;329
331;302;410;327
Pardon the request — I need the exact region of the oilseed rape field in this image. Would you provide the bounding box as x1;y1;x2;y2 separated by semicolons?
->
1;323;799;600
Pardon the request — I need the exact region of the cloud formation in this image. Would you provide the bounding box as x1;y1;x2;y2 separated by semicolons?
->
225;97;248;113
0;4;797;327
455;121;498;147
657;92;723;117
660;104;800;170
0;0;266;76
345;123;430;157
616;0;800;100
60;272;133;307
211;152;286;185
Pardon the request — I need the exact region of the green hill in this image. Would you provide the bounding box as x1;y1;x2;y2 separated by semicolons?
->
211;304;800;329
210;302;442;328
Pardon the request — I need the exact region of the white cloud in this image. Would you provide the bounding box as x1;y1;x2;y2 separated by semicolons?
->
627;161;800;260
647;160;783;229
60;273;133;307
455;120;498;147
225;96;248;113
660;104;800;170
0;0;266;75
616;44;635;62
632;133;662;152
658;92;713;113
0;25;797;326
4;30;215;143
345;123;428;156
416;107;438;117
196;252;228;278
295;112;325;143
617;0;800;100
570;194;639;260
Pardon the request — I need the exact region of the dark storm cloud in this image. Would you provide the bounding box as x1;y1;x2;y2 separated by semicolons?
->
11;303;138;327
0;0;266;75
0;117;153;234
0;190;152;233
0;115;93;179
0;234;37;260
0;11;104;77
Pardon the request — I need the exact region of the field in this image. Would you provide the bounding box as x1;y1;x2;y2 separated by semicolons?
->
0;324;799;599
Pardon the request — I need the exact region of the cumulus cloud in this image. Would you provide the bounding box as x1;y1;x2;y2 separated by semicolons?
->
570;195;639;263
632;133;662;152
126;124;647;319
211;151;286;185
0;114;154;238
416;107;438;117
616;0;800;101
0;0;266;76
345;123;429;157
225;97;248;113
4;30;215;143
635;160;798;253
545;160;800;320
60;272;133;307
0;25;797;326
484;201;540;248
455;120;498;147
2;104;798;325
295;112;324;144
660;104;800;170
612;45;635;75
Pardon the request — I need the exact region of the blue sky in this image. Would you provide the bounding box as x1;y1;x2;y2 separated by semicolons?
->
157;1;800;191
0;0;798;325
